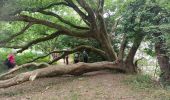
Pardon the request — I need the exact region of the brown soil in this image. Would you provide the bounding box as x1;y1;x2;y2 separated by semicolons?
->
0;70;165;100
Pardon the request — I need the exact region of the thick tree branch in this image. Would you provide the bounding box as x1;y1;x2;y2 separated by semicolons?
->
76;0;97;28
118;34;127;60
0;23;33;44
22;15;93;38
1;14;70;32
17;31;61;53
1;1;89;27
1;15;95;52
62;30;94;38
0;63;49;80
64;0;90;26
33;2;68;11
39;10;89;30
16;29;94;53
76;0;94;16
0;61;125;88
0;44;23;49
98;0;104;13
98;13;107;34
10;2;68;15
3;15;94;38
126;33;145;63
12;15;66;30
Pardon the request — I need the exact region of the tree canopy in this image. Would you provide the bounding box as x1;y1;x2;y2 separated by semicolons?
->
0;0;170;88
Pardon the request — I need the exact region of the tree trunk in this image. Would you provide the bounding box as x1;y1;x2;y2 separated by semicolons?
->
125;33;145;73
0;61;126;88
98;32;117;61
155;35;170;85
118;34;127;60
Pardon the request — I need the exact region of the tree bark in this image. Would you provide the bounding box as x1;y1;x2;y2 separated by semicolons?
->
118;34;127;60
0;61;125;88
155;33;170;85
98;9;117;61
98;32;117;61
125;33;145;73
0;63;49;80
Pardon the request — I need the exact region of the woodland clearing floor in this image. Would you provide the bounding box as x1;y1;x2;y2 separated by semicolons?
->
0;70;169;100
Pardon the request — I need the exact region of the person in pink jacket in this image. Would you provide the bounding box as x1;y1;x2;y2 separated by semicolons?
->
5;53;16;69
8;54;15;63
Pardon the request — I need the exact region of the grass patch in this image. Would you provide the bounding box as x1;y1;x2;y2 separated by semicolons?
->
124;74;170;99
0;91;24;97
151;89;170;100
71;93;79;100
124;74;157;90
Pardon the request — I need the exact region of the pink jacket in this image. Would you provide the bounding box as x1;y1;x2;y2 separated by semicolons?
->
8;54;15;64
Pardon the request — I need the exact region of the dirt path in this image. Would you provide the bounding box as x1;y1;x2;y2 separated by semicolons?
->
0;71;165;100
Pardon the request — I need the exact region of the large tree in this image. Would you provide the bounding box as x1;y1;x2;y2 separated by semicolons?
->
0;0;169;88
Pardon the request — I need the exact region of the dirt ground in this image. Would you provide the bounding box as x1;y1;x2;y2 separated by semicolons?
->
0;70;167;100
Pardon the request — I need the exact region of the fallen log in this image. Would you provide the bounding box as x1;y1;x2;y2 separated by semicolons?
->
0;61;125;88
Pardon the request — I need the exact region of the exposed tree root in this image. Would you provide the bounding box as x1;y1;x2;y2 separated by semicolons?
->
0;61;125;88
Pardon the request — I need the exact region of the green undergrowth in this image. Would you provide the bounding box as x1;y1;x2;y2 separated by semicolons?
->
0;50;51;74
124;74;170;100
124;74;157;90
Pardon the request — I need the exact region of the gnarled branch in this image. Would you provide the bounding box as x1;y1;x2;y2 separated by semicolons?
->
2;15;94;39
0;62;49;80
10;2;68;15
0;61;125;88
64;0;90;26
76;0;97;28
39;11;89;30
17;31;61;53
